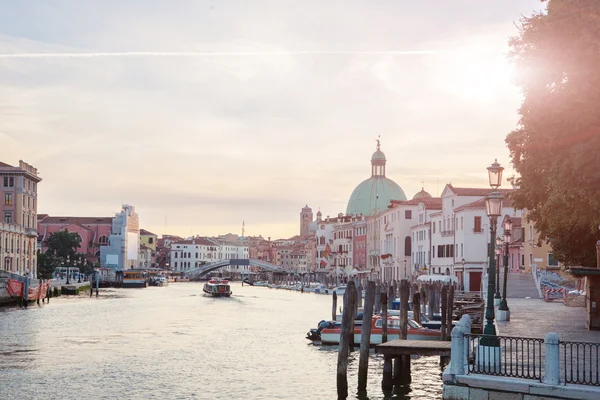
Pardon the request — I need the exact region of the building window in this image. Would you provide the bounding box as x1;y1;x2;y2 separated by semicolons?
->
474;216;482;233
4;193;12;205
174;253;178;258
4;212;12;224
548;253;559;267
404;236;411;256
405;210;412;219
433;223;436;234
460;243;463;257
3;177;14;187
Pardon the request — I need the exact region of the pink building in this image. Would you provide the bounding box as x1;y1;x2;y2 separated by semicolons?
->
352;219;367;270
37;215;113;262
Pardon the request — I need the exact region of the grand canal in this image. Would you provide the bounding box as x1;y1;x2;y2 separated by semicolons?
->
0;282;443;399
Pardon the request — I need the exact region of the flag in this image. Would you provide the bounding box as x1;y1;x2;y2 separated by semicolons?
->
323;243;331;258
320;259;328;268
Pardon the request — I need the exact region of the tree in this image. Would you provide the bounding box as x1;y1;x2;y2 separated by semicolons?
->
44;230;82;265
506;0;600;267
37;251;61;280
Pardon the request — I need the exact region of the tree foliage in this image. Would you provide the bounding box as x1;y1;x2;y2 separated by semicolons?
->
44;230;82;264
506;0;600;267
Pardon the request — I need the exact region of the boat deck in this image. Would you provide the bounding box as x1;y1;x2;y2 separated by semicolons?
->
375;339;451;357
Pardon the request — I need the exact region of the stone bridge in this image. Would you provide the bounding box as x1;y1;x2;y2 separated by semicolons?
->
183;259;290;278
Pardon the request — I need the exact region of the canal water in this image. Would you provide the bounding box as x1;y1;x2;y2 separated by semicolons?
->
0;282;444;399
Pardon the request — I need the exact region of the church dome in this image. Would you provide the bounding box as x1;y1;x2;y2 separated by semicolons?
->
346;138;407;216
371;149;386;162
413;187;432;200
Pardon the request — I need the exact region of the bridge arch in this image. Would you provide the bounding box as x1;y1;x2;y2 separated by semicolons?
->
183;259;289;278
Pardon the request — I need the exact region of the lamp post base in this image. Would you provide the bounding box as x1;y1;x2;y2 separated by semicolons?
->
494;297;501;306
496;309;510;321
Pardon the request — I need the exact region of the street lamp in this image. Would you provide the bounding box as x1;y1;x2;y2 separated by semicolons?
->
498;216;512;320
483;160;504;345
494;237;502;304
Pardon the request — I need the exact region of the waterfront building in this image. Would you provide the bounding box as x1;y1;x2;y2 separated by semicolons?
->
140;229;157;252
156;234;183;268
170;237;219;272
138;244;154;268
366;214;382;279
430;185;518;291
352;217;367;270
100;205;140;270
409;197;443;275
0;160;41;276
521;208;560;273
38;215;112;261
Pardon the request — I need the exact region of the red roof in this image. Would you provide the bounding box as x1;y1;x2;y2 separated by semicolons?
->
140;229;157;236
38;215;113;225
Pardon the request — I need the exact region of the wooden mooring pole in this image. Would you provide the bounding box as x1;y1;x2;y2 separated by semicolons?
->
387;285;394;310
381;292;388;343
357;281;376;392
337;280;357;399
441;285;448;341
332;291;338;322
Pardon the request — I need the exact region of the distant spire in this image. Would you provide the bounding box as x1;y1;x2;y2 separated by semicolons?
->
242;221;245;237
376;134;381;151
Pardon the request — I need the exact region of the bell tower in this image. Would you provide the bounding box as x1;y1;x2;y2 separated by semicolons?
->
300;205;313;237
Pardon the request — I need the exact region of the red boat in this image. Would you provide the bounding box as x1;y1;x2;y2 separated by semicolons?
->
313;315;441;345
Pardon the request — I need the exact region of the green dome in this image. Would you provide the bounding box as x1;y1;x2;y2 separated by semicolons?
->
413;188;432;200
371;149;386;162
346;176;407;216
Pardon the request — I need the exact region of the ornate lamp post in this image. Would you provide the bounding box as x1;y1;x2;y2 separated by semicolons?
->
482;160;504;346
498;216;512;321
494;237;502;305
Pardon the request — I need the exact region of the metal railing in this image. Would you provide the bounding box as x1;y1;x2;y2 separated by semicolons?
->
466;334;545;381
560;341;600;386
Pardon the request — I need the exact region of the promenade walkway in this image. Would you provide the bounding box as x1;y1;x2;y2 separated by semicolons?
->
496;298;599;343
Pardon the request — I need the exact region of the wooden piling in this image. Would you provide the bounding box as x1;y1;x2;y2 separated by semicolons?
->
358;281;376;392
332;291;338;321
428;284;435;320
441;285;448;341
381;292;388;343
412;291;421;325
375;284;382;314
354;284;360;316
420;286;427;317
446;285;455;342
387;285;394;310
399;280;409;340
336;280;357;399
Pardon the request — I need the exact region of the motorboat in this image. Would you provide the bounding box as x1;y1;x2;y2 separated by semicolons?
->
203;278;232;297
306;315;441;345
150;276;169;286
122;270;148;288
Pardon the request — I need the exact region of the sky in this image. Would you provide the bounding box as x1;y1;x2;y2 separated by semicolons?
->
0;0;545;239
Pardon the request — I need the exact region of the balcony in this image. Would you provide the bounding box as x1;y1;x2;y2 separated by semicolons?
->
25;228;37;238
441;230;455;237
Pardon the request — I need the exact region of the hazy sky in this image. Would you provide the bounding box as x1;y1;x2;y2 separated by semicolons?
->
0;0;544;239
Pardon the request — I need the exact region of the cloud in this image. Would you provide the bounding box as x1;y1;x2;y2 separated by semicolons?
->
0;0;542;238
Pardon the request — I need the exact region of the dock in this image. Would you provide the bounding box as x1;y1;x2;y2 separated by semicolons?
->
376;339;451;357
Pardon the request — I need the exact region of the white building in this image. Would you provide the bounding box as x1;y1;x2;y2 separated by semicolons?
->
100;205;140;271
314;214;337;274
331;214;354;275
430;185;519;292
170;237;249;274
410;197;443;275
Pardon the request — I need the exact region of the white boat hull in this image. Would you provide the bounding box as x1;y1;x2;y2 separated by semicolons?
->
321;331;440;345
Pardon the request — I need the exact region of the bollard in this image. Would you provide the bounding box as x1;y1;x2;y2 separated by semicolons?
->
543;332;560;385
450;325;466;376
460;314;472;370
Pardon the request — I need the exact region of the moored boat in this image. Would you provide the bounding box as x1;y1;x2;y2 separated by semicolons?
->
306;315;441;345
203;278;232;297
122;270;148;288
